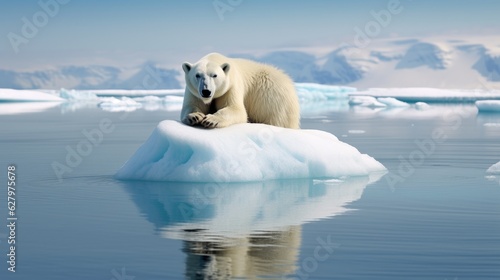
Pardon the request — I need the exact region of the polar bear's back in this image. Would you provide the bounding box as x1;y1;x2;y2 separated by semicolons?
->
203;53;300;129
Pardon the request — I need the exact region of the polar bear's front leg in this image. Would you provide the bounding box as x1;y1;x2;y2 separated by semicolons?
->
181;92;210;126
201;106;248;128
183;112;206;126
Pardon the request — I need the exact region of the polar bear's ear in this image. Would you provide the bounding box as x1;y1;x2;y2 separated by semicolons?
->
221;63;230;74
182;62;192;74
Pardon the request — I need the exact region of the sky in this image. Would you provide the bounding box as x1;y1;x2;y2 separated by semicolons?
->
1;0;500;70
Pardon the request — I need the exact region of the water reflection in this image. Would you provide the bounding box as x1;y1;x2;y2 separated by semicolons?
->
122;174;383;279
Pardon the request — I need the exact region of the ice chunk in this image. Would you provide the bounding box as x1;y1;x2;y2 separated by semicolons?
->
476;100;500;112
0;88;63;102
296;83;356;102
487;161;500;174
98;97;142;112
377;97;410;107
415;102;431;110
115;120;386;182
59;88;99;101
349;96;387;107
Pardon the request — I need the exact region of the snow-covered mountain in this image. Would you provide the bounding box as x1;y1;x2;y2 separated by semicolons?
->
2;36;500;90
247;36;500;89
0;63;181;90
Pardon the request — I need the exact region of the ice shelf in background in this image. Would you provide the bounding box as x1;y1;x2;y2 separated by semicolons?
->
115;120;386;182
0;89;64;102
353;88;500;103
295;83;356;102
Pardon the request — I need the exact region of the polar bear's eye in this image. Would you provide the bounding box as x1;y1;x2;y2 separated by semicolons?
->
195;73;201;79
212;74;217;78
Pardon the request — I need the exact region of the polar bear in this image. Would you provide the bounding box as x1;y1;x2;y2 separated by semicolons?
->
180;53;300;129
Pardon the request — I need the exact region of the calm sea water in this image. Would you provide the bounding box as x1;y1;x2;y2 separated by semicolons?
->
0;102;499;279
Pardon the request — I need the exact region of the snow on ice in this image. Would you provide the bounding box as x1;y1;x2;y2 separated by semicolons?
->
115;120;386;182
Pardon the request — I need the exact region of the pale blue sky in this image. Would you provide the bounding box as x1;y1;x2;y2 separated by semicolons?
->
1;0;500;70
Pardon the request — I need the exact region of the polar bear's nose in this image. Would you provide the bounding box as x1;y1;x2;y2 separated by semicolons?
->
201;89;212;98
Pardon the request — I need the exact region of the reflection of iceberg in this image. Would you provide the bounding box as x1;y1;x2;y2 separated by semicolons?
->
122;175;380;278
0;102;60;115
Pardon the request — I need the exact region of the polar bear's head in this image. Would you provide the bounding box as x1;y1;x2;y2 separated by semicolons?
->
182;60;231;104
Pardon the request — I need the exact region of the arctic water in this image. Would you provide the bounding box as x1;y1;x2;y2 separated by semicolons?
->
0;100;499;280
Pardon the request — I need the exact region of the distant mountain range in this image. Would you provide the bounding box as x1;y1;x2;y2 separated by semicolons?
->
2;37;500;90
0;62;181;90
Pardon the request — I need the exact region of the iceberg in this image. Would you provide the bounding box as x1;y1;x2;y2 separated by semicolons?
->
377;97;410;107
349;96;387;107
98;97;142;112
115;120;386;182
295;83;356;102
59;88;99;101
415;102;431;110
476;100;500;112
487;161;500;174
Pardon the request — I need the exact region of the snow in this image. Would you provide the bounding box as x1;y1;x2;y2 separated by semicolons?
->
476;100;500;112
0;88;64;102
487;161;500;174
115;120;386;182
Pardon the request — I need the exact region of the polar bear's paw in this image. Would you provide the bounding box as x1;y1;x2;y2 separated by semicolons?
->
201;114;222;129
184;112;206;126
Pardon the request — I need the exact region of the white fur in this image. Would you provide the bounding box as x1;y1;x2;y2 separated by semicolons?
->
181;53;300;129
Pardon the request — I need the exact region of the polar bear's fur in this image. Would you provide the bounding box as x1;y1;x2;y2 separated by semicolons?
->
181;53;300;129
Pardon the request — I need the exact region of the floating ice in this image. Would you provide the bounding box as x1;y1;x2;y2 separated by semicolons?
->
59;88;99;101
476;100;500;112
377;97;410;107
349;96;387;107
0;88;63;102
98;97;142;112
296;83;356;102
487;161;500;174
415;102;431;110
89;89;184;97
115;120;386;182
354;88;500;103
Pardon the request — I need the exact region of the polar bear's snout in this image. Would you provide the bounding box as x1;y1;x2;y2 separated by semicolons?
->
198;77;213;98
201;89;211;98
